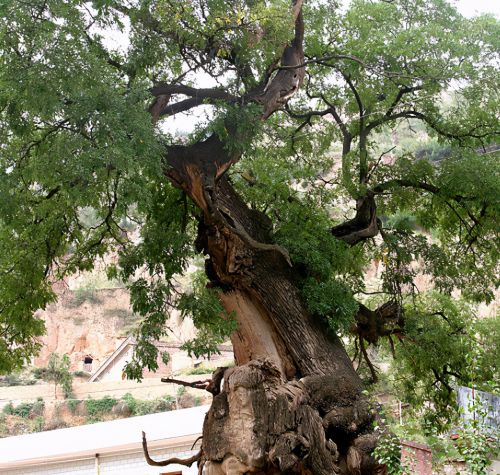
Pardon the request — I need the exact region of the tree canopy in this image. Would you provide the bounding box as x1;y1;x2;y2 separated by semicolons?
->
0;0;499;452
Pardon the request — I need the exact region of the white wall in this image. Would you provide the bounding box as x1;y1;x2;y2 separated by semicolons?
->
2;445;199;475
96;347;134;382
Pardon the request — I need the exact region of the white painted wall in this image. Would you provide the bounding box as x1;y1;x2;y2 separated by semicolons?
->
2;445;199;475
96;346;134;382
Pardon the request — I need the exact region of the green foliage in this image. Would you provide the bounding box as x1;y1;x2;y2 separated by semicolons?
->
232;140;363;333
471;318;500;395
68;286;102;308
12;402;34;419
0;0;498;446
302;278;359;334
1;399;44;419
121;392;175;416
178;271;237;359
0;0;163;372
455;400;500;475
85;396;118;419
111;183;197;380
66;399;79;415
272;199;361;332
32;416;45;432
388;293;499;432
184;365;213;375
37;353;74;399
372;430;410;475
72;370;89;378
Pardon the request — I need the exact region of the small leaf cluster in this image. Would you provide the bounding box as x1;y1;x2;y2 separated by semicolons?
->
372;429;411;475
178;271;237;359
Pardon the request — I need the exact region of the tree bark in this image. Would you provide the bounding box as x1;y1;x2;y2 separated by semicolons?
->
161;135;384;473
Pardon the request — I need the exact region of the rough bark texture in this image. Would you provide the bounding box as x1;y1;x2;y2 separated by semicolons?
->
202;361;384;475
196;180;383;474
161;134;385;473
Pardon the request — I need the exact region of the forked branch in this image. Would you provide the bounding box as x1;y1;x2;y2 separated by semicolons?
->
331;194;380;245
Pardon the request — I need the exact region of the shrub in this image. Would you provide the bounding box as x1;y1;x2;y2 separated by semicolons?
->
121;393;137;414
120;393;175;416
0;414;8;437
85;396;118;418
0;374;36;387
12;402;34;419
184;365;212;375
373;431;410;475
31;416;44;432
455;401;500;475
66;399;79;414
104;308;134;319
31;367;45;379
177;392;198;409
31;399;45;417
72;371;90;378
69;287;102;308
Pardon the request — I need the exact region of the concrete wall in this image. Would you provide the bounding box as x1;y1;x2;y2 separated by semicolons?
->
457;386;500;431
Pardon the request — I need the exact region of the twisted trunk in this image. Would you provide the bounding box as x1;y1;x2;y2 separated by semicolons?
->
161;136;384;474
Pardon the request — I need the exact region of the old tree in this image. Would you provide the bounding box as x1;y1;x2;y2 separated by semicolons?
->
1;0;499;473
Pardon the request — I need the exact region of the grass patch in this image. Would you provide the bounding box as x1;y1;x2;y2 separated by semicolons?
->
184;365;213;375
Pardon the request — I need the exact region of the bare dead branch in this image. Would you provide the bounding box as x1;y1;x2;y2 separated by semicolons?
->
278;53;367;70
142;431;201;467
191;435;203;451
150;84;239;101
366;146;396;183
161;376;211;391
161;366;228;395
388;334;397;359
359;338;378;383
366;109;498;144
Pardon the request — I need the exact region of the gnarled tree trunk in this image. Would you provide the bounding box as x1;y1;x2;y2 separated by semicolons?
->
143;2;386;472
158;136;384;474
